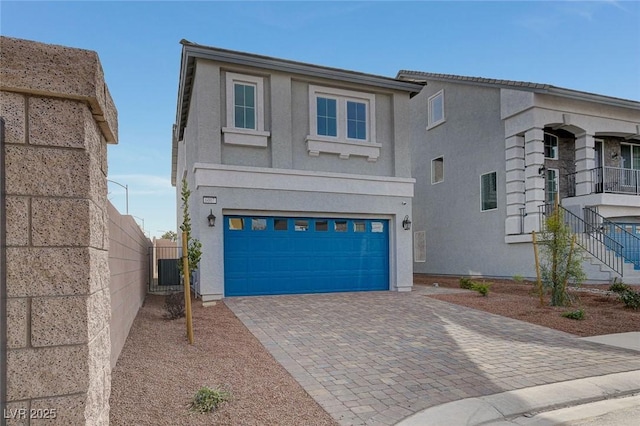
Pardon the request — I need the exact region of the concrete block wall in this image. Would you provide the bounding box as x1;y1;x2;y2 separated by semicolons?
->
1;36;117;425
108;202;152;368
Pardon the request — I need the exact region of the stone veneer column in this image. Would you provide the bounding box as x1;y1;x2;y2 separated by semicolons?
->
523;128;545;232
1;37;117;425
575;132;595;196
505;134;525;235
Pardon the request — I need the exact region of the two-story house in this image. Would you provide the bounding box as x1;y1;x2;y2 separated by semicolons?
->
398;71;640;282
172;41;423;301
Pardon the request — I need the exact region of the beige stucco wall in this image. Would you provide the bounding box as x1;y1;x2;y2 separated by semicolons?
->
108;202;152;369
2;36;117;425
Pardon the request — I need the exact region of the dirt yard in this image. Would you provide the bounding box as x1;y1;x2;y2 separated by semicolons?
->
110;277;639;424
109;294;337;426
415;275;640;337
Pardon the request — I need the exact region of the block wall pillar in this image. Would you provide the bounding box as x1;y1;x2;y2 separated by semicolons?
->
1;36;117;425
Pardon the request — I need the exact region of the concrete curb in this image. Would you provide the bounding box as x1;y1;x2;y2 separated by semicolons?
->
395;370;640;426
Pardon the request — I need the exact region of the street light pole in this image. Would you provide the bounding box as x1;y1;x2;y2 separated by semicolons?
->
107;179;129;214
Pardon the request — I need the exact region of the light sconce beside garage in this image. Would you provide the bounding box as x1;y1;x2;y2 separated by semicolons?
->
402;215;412;231
207;210;216;227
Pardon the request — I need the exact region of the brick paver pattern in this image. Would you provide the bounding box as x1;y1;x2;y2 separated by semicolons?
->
225;291;640;426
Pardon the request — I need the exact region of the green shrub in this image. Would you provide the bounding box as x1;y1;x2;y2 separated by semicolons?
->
618;289;640;310
164;292;185;320
471;282;490;296
190;386;230;414
609;281;631;294
459;277;474;290
513;274;525;283
561;309;585;320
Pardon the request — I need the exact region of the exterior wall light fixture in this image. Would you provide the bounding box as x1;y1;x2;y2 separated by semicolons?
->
402;215;412;231
538;165;546;175
207;209;216;227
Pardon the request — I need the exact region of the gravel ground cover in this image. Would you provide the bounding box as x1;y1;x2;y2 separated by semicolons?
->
109;294;337;426
415;275;640;337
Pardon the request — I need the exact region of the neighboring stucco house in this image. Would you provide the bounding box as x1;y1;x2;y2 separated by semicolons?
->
397;71;640;282
172;41;423;301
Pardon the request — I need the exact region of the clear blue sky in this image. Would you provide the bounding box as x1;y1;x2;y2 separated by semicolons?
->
2;1;639;238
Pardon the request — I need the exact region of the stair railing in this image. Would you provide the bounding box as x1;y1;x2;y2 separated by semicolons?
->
539;204;623;276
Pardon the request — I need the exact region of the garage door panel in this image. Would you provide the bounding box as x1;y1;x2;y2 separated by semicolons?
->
224;216;389;296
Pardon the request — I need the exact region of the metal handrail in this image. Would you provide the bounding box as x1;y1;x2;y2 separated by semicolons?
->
584;207;640;270
539;204;623;276
567;167;640;196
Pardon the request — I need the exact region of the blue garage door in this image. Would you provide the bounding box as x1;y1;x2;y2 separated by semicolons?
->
224;216;389;296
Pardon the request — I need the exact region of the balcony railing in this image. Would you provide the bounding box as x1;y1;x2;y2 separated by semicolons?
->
567;166;640;197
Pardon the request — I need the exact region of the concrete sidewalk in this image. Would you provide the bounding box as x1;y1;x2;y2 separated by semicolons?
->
397;370;640;425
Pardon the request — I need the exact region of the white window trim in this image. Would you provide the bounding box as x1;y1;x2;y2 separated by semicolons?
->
427;89;445;130
307;85;380;162
480;171;498;212
544;132;559;160
431;156;444;184
222;72;270;147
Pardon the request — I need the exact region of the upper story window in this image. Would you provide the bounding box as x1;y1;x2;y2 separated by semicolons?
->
306;85;381;162
427;90;445;129
317;97;337;137
347;101;367;140
544;133;558;159
234;83;256;129
222;72;270;147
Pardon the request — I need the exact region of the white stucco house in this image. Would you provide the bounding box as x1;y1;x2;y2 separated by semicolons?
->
172;41;423;301
397;71;640;282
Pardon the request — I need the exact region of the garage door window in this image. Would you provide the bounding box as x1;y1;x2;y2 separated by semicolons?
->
316;220;328;231
274;219;288;231
372;221;384;233
295;220;309;231
335;220;347;232
354;221;366;232
229;218;244;230
251;218;267;231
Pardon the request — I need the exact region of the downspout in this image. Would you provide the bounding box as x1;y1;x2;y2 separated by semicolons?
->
0;117;7;425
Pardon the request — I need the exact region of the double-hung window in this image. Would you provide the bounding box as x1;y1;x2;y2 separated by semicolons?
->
234;83;256;129
316;97;337;137
347;100;367;140
222;72;270;147
307;85;380;161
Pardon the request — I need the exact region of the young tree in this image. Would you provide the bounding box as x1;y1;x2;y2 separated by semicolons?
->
178;178;202;276
539;208;585;306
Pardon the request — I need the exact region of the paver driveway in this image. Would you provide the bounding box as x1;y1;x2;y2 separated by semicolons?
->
225;290;640;426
